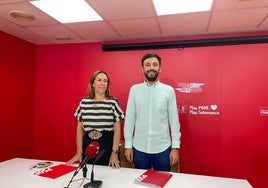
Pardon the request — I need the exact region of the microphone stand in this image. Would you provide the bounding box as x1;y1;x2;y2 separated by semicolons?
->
84;149;105;188
64;165;90;188
64;141;101;188
64;171;76;188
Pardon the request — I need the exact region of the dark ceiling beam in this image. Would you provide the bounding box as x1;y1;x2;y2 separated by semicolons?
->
102;35;268;51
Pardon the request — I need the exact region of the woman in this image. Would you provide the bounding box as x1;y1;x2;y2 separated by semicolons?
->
67;70;124;168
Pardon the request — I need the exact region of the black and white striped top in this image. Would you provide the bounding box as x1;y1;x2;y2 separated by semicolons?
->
74;97;125;132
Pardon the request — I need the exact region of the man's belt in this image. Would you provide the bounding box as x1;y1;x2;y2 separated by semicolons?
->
88;130;103;140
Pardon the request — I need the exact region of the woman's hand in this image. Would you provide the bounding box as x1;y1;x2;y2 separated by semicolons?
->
109;152;120;168
66;153;82;165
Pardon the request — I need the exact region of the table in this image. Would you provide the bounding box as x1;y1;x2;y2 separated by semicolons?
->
0;158;252;188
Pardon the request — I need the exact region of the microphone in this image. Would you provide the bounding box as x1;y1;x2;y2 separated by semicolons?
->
64;141;100;188
74;141;100;176
84;149;105;188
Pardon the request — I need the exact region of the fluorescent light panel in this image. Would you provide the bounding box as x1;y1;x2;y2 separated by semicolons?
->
30;0;102;23
153;0;213;15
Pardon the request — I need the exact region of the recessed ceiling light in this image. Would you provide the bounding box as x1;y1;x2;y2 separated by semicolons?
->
30;0;102;23
10;10;35;21
153;0;213;15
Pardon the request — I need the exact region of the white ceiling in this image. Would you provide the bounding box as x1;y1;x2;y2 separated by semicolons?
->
1;0;268;45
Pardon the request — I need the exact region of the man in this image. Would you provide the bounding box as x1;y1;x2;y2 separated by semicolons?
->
124;52;181;171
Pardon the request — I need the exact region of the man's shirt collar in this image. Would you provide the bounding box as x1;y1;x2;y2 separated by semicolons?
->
144;79;160;87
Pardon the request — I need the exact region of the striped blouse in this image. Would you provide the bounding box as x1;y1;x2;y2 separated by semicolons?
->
74;97;125;132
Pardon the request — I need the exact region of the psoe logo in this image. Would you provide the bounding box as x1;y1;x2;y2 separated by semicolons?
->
189;104;220;115
210;104;217;110
260;107;268;116
178;105;187;113
175;82;205;93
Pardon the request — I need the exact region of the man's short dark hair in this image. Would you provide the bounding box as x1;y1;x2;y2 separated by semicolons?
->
141;53;161;66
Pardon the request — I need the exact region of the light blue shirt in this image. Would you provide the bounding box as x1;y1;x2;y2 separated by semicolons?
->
124;80;181;154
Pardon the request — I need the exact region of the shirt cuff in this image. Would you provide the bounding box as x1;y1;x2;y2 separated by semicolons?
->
124;140;132;148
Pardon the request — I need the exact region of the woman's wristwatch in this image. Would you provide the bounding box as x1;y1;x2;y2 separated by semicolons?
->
112;149;119;154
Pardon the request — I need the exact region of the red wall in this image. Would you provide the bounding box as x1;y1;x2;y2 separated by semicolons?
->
33;43;268;188
1;31;268;188
0;31;36;161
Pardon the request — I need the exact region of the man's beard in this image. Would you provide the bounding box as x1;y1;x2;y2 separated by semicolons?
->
144;71;159;82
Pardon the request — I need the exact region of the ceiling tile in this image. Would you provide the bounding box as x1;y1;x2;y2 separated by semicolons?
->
214;0;268;10
87;0;155;20
26;24;82;44
110;17;161;39
158;12;212;36
66;21;121;42
210;8;268;32
258;15;268;29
